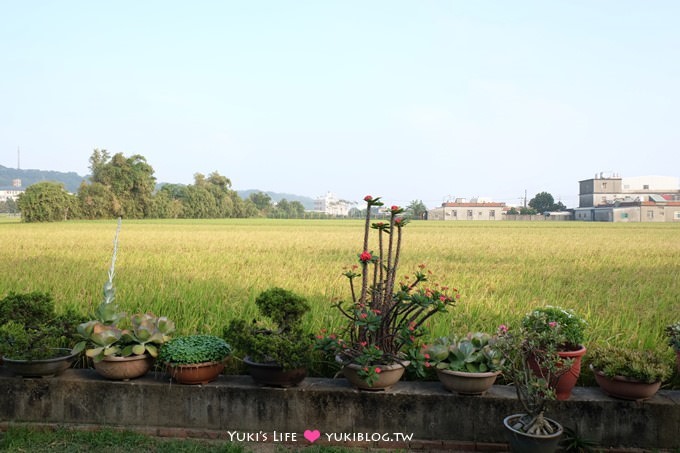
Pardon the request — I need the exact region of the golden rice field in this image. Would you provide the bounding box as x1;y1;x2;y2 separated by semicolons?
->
0;217;679;358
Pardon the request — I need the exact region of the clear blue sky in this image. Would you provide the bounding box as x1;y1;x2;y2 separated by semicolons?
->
1;1;678;208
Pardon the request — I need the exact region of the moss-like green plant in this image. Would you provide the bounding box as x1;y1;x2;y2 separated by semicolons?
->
590;345;671;383
223;287;311;371
158;335;231;365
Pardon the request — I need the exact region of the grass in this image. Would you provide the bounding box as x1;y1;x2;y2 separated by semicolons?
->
0;218;678;361
0;426;381;452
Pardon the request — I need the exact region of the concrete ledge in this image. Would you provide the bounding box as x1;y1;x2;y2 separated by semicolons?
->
0;368;678;451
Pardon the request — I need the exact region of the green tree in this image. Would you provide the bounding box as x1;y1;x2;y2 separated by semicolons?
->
17;182;79;222
87;150;156;218
249;192;272;214
406;200;428;219
529;192;556;214
78;181;119;219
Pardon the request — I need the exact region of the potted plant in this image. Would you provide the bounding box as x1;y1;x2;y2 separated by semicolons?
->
315;196;457;390
425;332;503;395
522;306;587;400
223;287;311;387
158;334;232;385
0;292;85;377
72;218;175;380
496;324;564;452
665;321;680;373
589;345;671;401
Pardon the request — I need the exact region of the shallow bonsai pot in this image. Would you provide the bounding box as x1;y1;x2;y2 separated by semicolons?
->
3;348;77;378
591;366;662;401
436;369;500;395
167;361;225;385
243;357;307;387
503;414;563;453
93;354;154;380
342;361;409;391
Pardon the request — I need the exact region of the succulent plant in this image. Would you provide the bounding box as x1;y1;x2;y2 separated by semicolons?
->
426;332;503;373
72;219;175;362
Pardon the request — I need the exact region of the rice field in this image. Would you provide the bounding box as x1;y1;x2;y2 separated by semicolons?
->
0;217;678;357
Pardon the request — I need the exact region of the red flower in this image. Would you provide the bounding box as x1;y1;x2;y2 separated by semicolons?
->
391;205;399;211
360;251;372;262
364;195;373;202
374;367;382;374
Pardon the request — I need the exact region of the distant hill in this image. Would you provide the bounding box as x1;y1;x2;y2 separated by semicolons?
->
0;164;86;193
237;189;316;210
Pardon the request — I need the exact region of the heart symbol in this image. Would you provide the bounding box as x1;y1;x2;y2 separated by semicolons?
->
304;429;320;443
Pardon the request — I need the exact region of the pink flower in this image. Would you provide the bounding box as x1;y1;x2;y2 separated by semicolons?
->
391;205;399;212
364;195;373;202
360;251;372;262
374;367;382;374
549;321;558;328
360;313;368;319
424;353;430;359
498;324;508;334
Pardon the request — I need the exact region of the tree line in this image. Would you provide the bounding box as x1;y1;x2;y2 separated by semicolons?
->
15;150;310;222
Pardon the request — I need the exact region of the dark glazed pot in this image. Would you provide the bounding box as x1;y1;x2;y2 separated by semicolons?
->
244;357;307;387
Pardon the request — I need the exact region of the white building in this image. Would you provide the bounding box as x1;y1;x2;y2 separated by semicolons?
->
0;179;23;202
314;192;352;216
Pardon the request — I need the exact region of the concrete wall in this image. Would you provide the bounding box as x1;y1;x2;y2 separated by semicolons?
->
1;368;679;451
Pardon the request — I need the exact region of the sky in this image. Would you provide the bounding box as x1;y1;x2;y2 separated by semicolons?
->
1;1;678;209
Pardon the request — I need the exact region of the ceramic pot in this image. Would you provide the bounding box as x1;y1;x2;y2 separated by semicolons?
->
591;366;662;401
93;354;154;380
503;414;563;453
243;357;307;387
167;361;225;385
436;369;500;395
342;361;409;391
2;348;77;377
528;345;586;400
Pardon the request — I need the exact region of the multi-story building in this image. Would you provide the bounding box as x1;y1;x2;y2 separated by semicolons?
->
0;179;24;203
313;192;352;217
427;198;506;221
574;173;680;222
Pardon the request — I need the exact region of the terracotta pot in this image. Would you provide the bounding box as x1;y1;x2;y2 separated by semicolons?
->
2;348;77;378
528;345;586;400
342;361;409;391
93;354;154;380
503;414;563;453
436;369;500;395
167;361;225;385
591;366;662;401
243;357;307;387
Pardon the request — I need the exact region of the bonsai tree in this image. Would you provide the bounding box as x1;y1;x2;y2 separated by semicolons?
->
223;287;311;371
0;292;85;361
496;324;564;436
